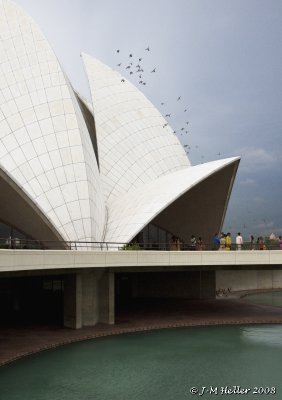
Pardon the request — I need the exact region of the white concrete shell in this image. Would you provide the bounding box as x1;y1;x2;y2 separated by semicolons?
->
0;1;240;249
105;157;240;244
82;53;190;204
0;0;105;243
81;53;240;246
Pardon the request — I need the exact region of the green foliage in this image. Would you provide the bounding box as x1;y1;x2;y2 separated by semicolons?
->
264;238;279;250
121;242;141;250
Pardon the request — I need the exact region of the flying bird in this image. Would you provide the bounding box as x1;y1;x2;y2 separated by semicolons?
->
121;79;125;82
177;96;181;101
151;68;156;73
117;63;122;66
116;49;120;53
165;114;171;117
129;54;133;57
145;46;150;51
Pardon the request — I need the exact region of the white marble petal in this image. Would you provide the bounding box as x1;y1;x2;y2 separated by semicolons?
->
82;53;191;204
0;0;105;243
105;157;240;243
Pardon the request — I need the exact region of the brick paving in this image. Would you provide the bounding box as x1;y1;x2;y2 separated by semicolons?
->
1;295;282;367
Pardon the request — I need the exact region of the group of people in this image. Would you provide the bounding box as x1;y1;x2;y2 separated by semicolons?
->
169;235;205;250
212;233;282;251
169;235;182;250
213;232;243;251
190;235;205;250
4;236;21;249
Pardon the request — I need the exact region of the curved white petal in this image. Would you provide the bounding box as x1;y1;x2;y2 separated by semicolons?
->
0;0;105;242
0;166;66;247
105;157;240;244
82;54;190;204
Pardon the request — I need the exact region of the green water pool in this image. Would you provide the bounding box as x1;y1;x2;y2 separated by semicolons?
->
243;290;282;308
0;324;281;399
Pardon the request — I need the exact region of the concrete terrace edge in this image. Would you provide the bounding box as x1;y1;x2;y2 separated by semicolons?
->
1;250;282;273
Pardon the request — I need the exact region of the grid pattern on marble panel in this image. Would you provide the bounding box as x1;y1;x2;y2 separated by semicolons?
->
82;54;191;204
105;168;191;243
0;0;104;242
105;158;237;243
67;83;106;242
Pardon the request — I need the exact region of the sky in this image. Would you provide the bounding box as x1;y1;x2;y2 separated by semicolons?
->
16;0;282;239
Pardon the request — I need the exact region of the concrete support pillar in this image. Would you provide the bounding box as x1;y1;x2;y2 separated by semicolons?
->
64;273;82;329
63;270;115;329
81;271;99;326
98;271;115;325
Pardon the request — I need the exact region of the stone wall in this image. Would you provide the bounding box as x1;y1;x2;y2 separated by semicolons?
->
216;270;282;291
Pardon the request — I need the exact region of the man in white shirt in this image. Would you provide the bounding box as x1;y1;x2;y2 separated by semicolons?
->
236;232;243;250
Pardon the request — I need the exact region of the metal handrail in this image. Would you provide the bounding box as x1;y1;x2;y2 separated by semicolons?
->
0;237;281;251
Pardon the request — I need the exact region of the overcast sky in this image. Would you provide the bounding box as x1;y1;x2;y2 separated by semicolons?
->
16;0;282;239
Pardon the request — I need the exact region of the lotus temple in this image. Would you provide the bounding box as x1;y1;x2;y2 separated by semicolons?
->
0;0;240;250
1;0;282;333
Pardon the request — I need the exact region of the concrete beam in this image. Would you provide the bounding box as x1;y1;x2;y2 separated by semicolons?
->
1;249;282;273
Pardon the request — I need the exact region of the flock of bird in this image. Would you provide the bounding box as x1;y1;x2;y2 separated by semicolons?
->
114;49;270;233
114;47;226;161
115;47;195;156
116;47;153;87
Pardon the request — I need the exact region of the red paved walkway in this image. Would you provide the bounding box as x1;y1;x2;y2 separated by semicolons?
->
1;296;282;367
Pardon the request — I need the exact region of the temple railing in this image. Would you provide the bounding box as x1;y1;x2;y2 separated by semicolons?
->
0;238;281;251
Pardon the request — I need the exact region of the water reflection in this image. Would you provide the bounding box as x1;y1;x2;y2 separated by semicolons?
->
243;291;282;308
242;325;282;347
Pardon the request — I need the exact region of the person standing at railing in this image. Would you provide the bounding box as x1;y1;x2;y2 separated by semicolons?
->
176;236;181;251
212;233;220;250
190;235;196;250
219;232;226;251
14;237;20;249
169;235;180;251
236;232;243;250
5;236;12;249
257;236;264;250
196;237;205;250
279;236;282;250
250;235;255;250
225;232;231;251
